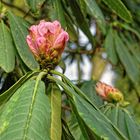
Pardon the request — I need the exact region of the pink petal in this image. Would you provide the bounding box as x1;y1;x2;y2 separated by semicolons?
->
45;22;55;34
38;20;48;36
36;37;46;46
29;25;38;37
26;35;39;56
54;31;69;46
36;37;46;53
53;20;61;28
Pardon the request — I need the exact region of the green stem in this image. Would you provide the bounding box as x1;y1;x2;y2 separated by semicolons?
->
36;70;48;81
47;75;73;98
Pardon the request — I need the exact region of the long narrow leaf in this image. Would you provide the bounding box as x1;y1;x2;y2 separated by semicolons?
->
102;0;132;22
114;32;140;84
50;84;62;140
104;27;118;65
8;12;39;70
68;0;94;46
52;0;66;27
124;111;140;140
0;21;15;73
84;0;106;33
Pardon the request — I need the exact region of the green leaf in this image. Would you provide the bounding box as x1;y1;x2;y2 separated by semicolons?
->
120;33;140;64
0;71;39;106
78;0;87;17
119;23;140;39
50;84;62;140
73;94;126;140
102;0;132;22
70;101;91;140
0;21;15;73
117;109;128;138
68;0;94;46
52;0;66;27
84;0;106;33
8;11;39;70
62;119;75;140
0;79;51;140
104;105;140;140
114;32;140;84
68;113;85;140
124;111;140;140
80;80;103;107
58;60;66;73
105;106;119;126
26;0;45;13
104;28;118;65
65;14;78;42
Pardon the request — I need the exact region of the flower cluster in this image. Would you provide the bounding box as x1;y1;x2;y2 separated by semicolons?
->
26;20;69;68
95;81;124;103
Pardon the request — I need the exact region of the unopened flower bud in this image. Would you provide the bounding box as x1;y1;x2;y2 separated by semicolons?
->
26;20;69;69
95;81;124;103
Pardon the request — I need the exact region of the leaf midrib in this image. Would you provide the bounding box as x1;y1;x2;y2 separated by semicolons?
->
22;80;40;140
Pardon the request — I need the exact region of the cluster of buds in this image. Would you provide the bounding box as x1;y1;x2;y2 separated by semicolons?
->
95;81;124;103
26;20;69;69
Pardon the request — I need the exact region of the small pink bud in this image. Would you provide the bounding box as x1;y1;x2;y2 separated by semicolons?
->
26;20;69;68
95;81;124;103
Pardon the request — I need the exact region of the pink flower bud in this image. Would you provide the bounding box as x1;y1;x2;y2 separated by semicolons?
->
95;81;124;103
26;20;69;68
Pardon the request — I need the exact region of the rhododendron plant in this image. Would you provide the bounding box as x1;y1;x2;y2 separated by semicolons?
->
95;81;124;103
26;20;69;68
0;1;140;140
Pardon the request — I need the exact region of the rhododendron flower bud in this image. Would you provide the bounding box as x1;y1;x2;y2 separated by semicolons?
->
95;81;124;103
26;20;69;68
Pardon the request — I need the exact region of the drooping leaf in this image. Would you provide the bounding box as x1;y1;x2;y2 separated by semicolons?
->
104;105;140;140
124;111;140;140
0;21;15;73
102;0;132;22
70;101;91;140
119;23;140;39
0;79;51;140
26;0;45;13
84;0;106;33
120;33;140;64
62;119;75;140
65;14;78;42
104;28;118;65
52;0;66;27
8;11;39;70
78;0;87;17
68;113;85;140
73;94;126;140
117;109;129;138
114;32;140;84
68;0;94;46
50;83;62;140
0;71;39;106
